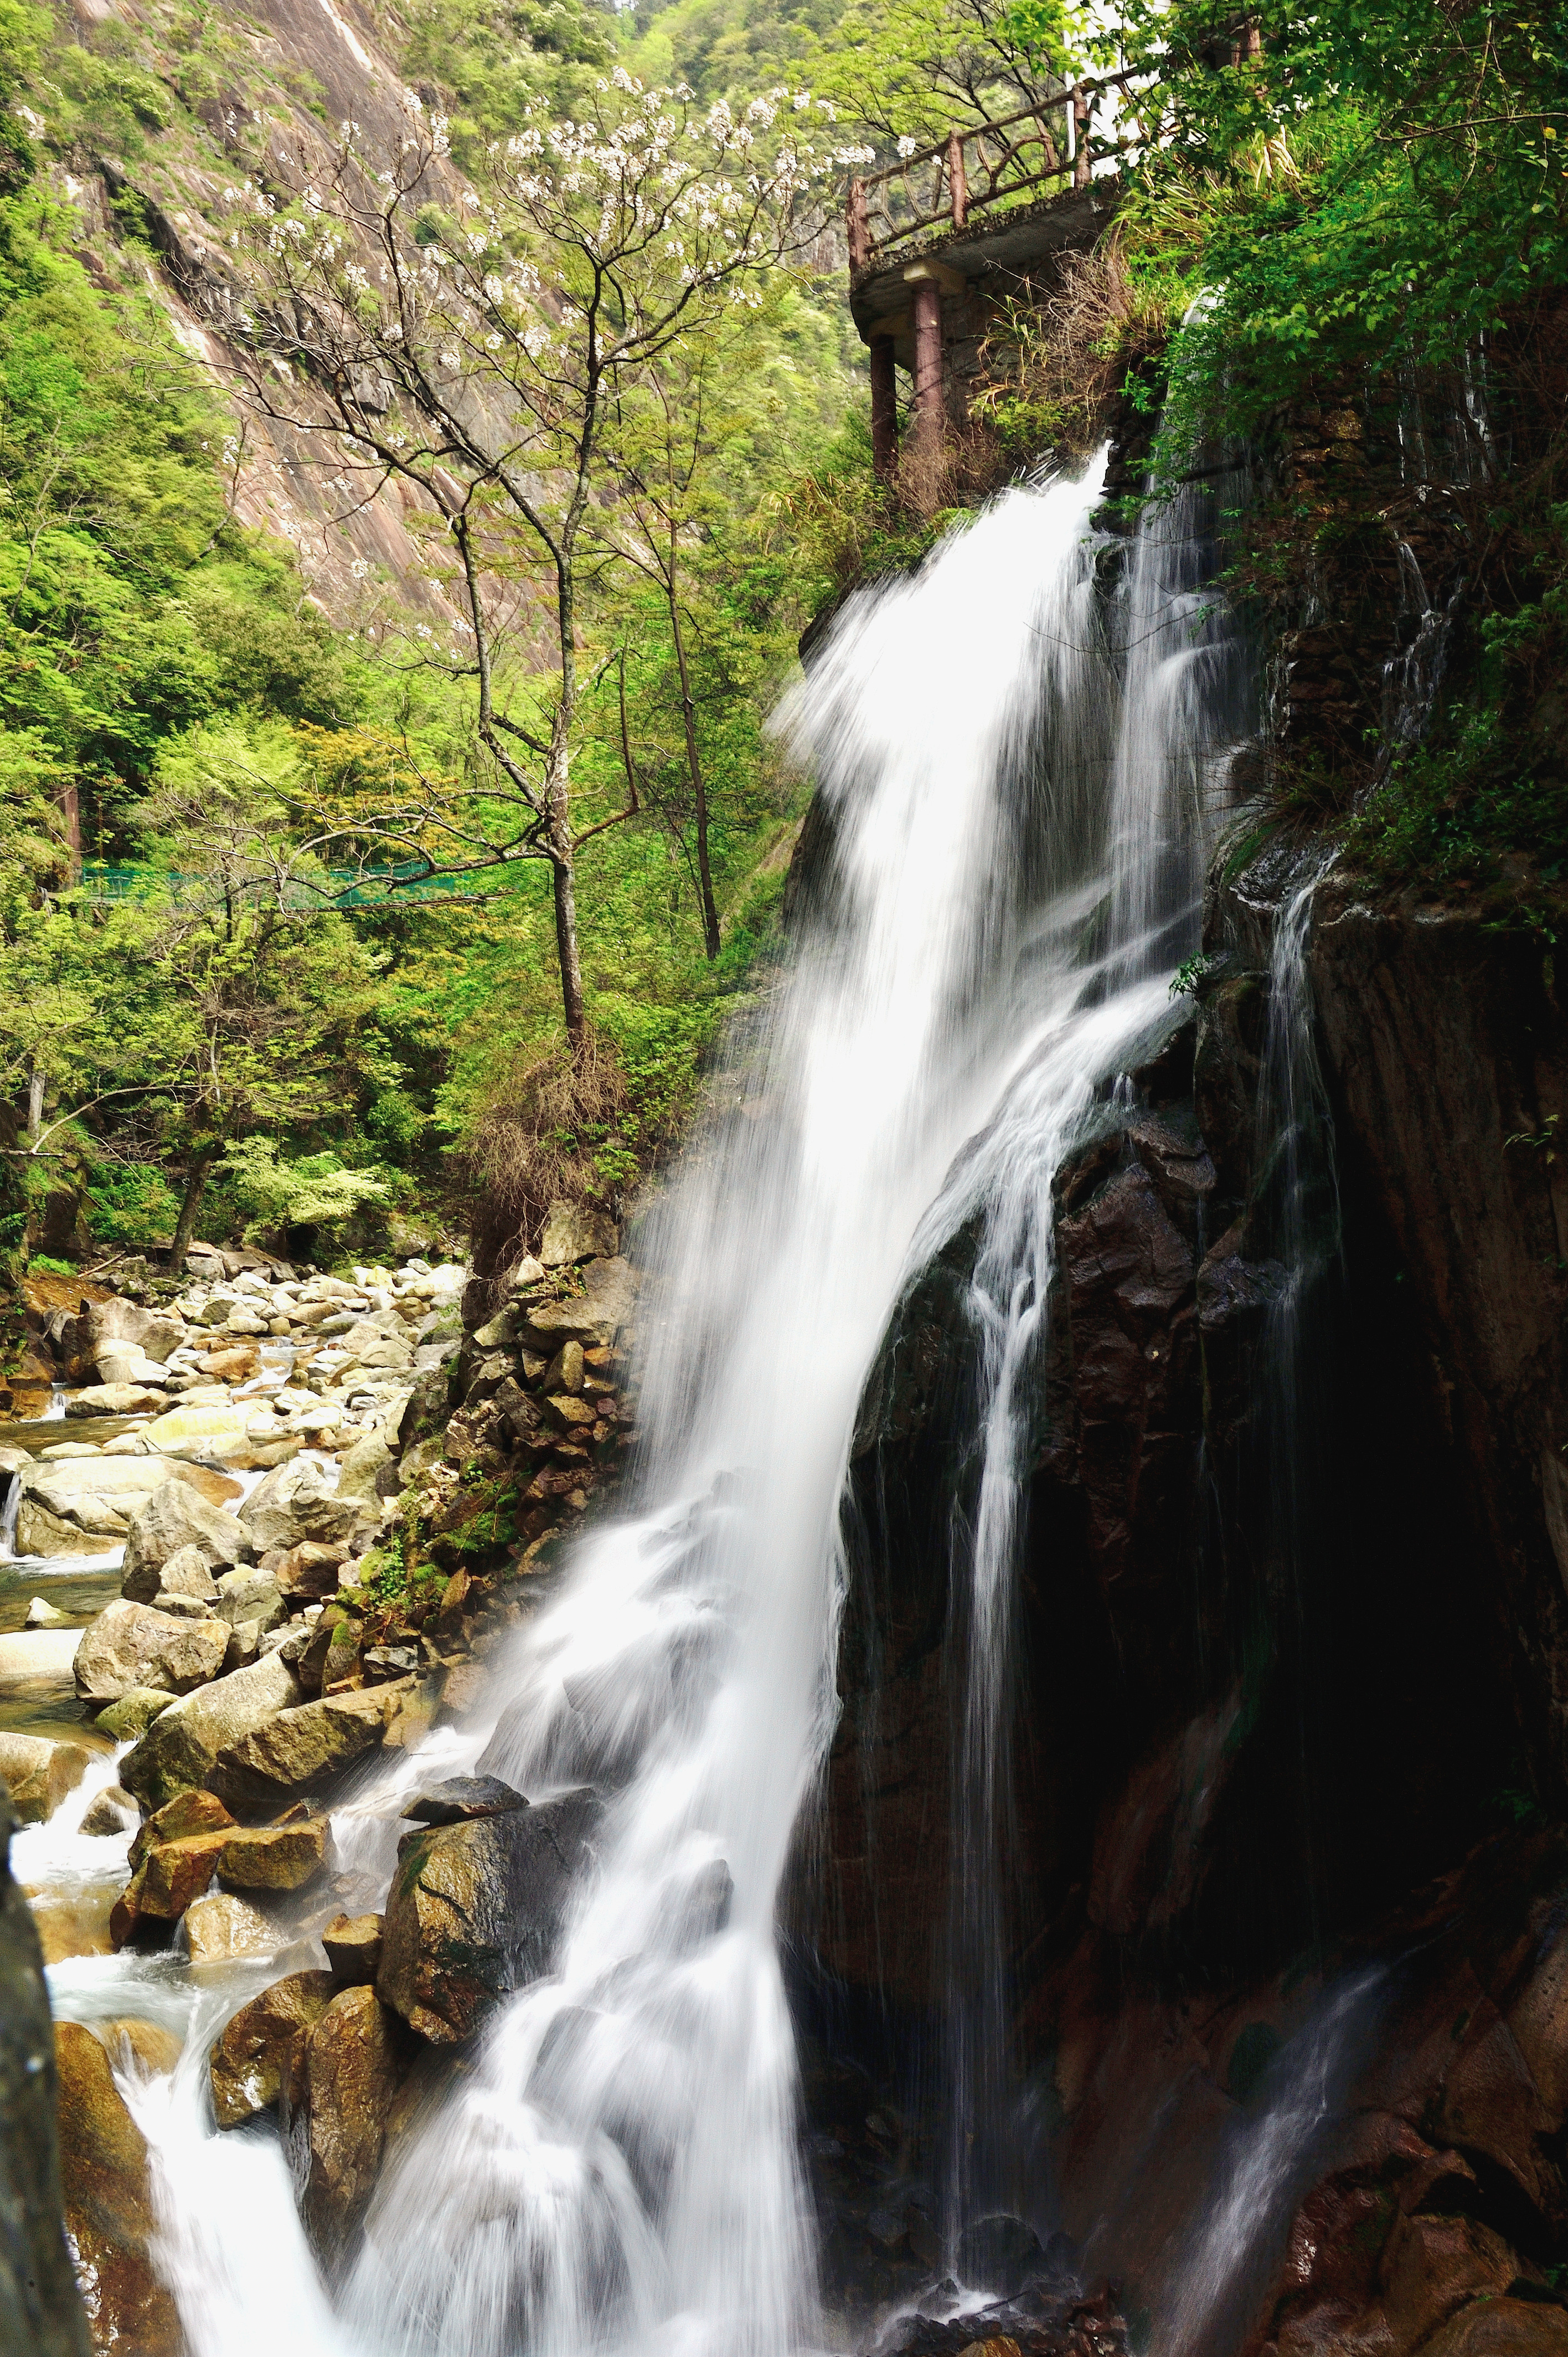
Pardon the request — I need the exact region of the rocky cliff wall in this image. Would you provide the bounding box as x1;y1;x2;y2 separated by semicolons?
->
797;830;1568;2351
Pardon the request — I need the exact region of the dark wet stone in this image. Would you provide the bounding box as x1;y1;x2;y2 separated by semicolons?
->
400;1775;528;1826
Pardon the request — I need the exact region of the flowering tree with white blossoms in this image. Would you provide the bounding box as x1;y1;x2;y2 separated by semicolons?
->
213;71;865;1045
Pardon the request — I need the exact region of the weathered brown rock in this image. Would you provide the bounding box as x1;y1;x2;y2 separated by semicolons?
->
218;1818;328;1892
272;1541;348;1599
517;1257;636;1352
79;1785;138;1839
0;1734;92;1825
127;1787;235;1870
54;2020;181;2354
74;1598;229;1701
209;1968;337;2128
207;1682;407;1814
183;1891;276;1965
118;1650;303;1810
94;1687;175;1744
1421;2301;1568;2357
241;1457;365;1556
301;1985;406;2255
377;1787;600;2043
322;1912;384;1985
111;1831;230;1946
121;1478;251;1592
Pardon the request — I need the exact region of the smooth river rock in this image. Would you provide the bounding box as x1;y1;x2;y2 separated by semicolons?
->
210;1968;336;2128
241;1456;365;1555
207;1684;408;1815
121;1479;252;1590
54;2020;181;2355
0;1734;92;1824
301;1984;407;2256
377;1786;600;2044
118;1650;303;1810
74;1598;229;1702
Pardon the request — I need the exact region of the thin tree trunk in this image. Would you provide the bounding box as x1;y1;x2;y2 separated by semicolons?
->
667;554;720;960
169;1147;216;1271
25;1069;43;1146
553;547;587;1048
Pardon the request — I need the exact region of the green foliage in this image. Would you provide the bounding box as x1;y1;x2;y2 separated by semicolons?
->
84;1159;183;1246
1115;0;1568;459
218;1139;392;1243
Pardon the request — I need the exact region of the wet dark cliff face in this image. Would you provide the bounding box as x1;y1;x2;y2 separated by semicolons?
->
0;1803;89;2356
796;840;1568;2352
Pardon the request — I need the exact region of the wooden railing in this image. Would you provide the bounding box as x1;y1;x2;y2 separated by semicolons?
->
846;67;1164;274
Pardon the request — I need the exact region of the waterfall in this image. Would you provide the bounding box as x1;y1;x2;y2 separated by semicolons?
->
72;450;1256;2357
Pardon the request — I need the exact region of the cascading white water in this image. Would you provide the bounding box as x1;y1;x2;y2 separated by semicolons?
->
41;449;1256;2357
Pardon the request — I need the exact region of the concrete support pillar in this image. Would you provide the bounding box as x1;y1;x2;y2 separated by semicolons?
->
910;277;945;461
869;338;898;482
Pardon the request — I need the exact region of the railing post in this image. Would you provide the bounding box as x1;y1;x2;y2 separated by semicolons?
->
869;337;898;482
1072;85;1091;187
946;130;968;231
847;177;869;272
909;273;945;464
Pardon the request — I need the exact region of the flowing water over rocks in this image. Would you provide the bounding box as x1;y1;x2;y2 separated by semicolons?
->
19;451;1543;2357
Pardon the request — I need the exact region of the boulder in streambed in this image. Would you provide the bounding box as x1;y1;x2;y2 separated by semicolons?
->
121;1479;251;1591
136;1402;253;1463
377;1787;600;2044
21;1454;238;1558
182;1891;275;1965
217;1817;328;1893
93;1687;174;1743
402;1775;528;1826
323;1912;384;1985
207;1682;409;1815
111;1789;239;1944
209;1968;336;2127
240;1456;367;1556
0;1733;91;1825
64;1382;164;1418
118;1650;303;1810
79;1786;138;1839
73;1598;229;1702
54;2020;181;2355
213;1566;286;1630
300;1984;408;2257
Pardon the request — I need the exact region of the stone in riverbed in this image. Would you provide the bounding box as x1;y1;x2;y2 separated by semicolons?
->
94;1687;174;1743
118;1651;303;1811
79;1786;139;1839
111;1833;231;1946
217;1818;328;1893
402;1775;528;1827
272;1540;348;1599
127;1788;235;1869
301;1984;407;2257
150;1544;219;1602
323;1912;384;1985
241;1457;365;1555
54;2019;182;2355
209;1968;337;2128
334;1424;394;1506
183;1891;275;1965
24;1596;65;1627
121;1479;251;1591
65;1381;164;1417
0;1733;91;1824
377;1787;600;2044
73;1599;229;1702
213;1566;286;1630
207;1682;407;1815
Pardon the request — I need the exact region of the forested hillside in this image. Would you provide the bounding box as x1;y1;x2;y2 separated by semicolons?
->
0;0;1563;1299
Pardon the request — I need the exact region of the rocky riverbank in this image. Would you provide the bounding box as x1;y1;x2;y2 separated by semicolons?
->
0;1206;641;2349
